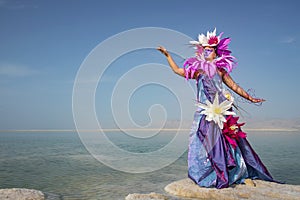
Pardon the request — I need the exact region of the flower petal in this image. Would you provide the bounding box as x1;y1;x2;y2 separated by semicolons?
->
200;110;207;115
219;115;226;122
218;120;224;129
206;115;213;121
212;93;219;106
219;100;233;109
223;111;236;116
205;99;212;107
190;40;200;45
196;103;208;110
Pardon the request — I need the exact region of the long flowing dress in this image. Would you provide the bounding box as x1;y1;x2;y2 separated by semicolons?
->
188;72;275;189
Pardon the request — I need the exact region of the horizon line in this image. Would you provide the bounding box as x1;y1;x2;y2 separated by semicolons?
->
0;128;299;132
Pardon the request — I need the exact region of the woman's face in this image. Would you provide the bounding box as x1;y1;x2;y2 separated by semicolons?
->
203;46;216;61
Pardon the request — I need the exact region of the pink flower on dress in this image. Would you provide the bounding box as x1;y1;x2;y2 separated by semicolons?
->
222;115;246;149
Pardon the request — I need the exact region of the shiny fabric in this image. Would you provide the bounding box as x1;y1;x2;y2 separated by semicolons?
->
188;73;276;189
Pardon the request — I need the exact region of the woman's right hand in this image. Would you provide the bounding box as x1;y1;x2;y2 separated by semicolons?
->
156;45;186;77
157;46;170;57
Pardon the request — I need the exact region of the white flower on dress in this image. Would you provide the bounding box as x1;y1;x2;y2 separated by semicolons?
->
196;93;236;129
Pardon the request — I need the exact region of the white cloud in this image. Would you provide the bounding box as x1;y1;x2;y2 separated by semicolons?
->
0;64;38;77
280;36;296;44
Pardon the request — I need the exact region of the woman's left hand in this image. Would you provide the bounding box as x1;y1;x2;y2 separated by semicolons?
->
250;97;266;103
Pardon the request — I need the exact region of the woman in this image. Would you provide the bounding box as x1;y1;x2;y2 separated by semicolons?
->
157;28;276;189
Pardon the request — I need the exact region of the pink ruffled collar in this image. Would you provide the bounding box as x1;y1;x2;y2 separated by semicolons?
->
183;55;236;79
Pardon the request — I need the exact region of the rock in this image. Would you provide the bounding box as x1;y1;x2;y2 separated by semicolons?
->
164;178;300;200
125;192;169;200
0;188;45;200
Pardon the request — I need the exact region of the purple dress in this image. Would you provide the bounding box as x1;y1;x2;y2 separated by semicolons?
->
188;72;276;189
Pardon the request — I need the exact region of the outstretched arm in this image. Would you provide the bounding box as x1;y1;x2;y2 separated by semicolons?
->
218;68;265;103
157;46;186;77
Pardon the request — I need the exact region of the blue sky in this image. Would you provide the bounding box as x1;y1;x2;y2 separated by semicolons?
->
0;0;299;129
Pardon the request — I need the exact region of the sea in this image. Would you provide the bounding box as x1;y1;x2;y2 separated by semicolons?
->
0;130;300;199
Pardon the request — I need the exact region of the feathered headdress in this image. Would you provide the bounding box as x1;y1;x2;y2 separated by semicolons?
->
189;28;232;57
184;28;237;79
190;28;222;47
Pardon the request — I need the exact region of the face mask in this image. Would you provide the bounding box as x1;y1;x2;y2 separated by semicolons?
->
204;49;213;58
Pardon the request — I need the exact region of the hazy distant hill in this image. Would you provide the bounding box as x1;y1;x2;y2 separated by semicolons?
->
162;118;300;131
242;118;300;130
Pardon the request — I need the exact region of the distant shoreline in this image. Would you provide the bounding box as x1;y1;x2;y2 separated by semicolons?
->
0;128;299;132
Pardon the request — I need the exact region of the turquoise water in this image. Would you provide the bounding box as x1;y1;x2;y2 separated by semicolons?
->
0;130;300;199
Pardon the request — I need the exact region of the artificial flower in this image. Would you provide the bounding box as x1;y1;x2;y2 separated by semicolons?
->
189;28;222;47
184;28;237;79
196;93;235;129
222;115;246;149
222;90;234;102
208;36;219;45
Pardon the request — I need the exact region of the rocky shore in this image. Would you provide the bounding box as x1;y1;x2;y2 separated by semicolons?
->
2;179;300;200
0;188;44;200
126;178;300;200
